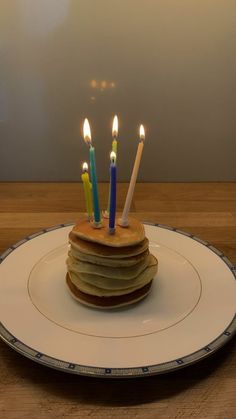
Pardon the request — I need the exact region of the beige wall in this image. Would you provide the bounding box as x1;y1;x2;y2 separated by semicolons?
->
0;0;236;181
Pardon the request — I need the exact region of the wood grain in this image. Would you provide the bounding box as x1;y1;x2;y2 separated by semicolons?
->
0;182;236;419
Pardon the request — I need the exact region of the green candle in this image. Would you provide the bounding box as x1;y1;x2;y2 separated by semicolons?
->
83;119;102;227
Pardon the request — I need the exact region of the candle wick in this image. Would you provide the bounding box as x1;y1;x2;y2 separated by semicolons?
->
84;135;92;147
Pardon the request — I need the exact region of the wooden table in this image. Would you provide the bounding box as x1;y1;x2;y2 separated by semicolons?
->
0;182;236;419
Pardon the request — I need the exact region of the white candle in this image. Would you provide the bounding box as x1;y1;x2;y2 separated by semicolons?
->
119;125;145;227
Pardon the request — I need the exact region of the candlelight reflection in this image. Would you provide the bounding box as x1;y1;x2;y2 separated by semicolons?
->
89;79;116;90
90;80;97;88
101;80;107;89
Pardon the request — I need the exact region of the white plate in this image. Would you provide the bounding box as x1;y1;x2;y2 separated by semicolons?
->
0;223;236;377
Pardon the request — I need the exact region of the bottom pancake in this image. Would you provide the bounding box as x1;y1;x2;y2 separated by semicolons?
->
66;273;153;309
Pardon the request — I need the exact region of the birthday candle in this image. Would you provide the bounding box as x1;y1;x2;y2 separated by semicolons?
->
119;125;145;227
105;115;119;217
109;151;117;234
81;162;93;220
83;119;102;227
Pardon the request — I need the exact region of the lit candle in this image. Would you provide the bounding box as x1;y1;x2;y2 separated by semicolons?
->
81;162;93;220
104;115;119;218
83;119;102;227
109;151;117;234
119;125;145;227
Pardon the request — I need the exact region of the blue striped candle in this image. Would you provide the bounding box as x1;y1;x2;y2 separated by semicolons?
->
109;151;117;234
104;115;118;218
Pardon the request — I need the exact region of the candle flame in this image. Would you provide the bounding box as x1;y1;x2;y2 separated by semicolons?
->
83;118;91;144
110;151;116;163
82;161;88;172
139;124;145;141
112;115;118;138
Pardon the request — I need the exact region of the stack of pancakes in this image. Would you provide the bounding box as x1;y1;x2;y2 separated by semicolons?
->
66;217;158;309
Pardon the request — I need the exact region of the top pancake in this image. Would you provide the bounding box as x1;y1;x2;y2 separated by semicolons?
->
72;217;145;247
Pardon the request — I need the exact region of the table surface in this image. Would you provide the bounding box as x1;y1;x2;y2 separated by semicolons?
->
0;182;236;419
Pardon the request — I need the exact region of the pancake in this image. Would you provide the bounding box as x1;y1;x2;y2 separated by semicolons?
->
67;253;156;281
69;232;149;259
72;217;145;247
66;216;158;310
66;273;153;309
68;259;157;293
69;247;150;267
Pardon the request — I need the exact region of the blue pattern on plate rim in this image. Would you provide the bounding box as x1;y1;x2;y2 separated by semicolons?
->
0;222;235;378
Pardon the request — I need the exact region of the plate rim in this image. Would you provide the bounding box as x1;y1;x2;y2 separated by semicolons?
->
0;222;236;378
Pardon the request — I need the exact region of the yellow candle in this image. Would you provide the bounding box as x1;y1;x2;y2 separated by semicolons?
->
81;162;93;220
119;125;145;227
